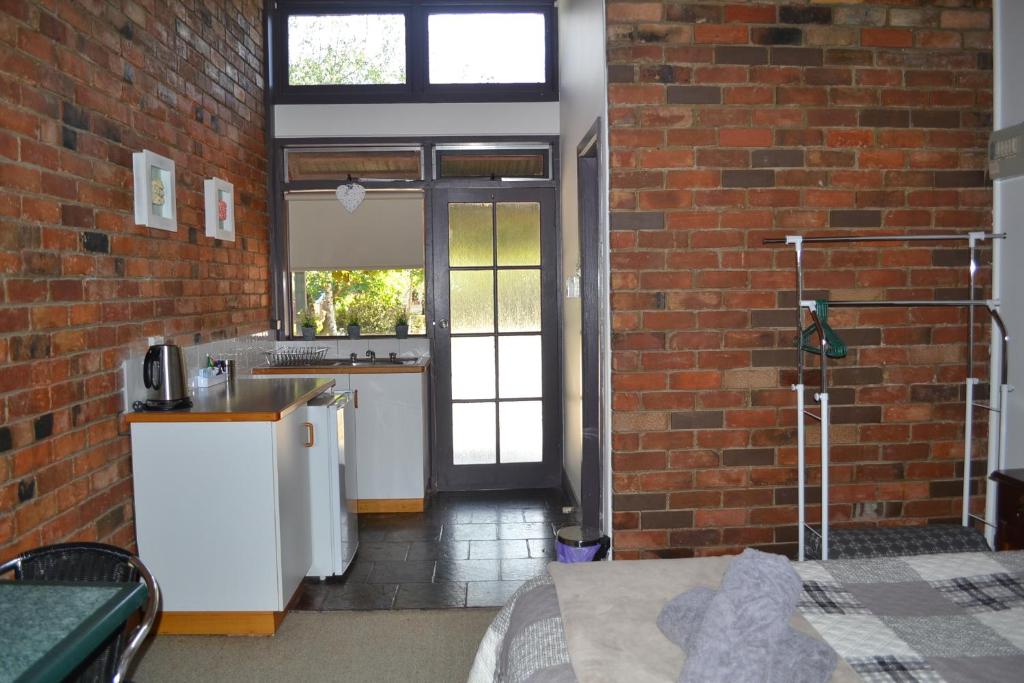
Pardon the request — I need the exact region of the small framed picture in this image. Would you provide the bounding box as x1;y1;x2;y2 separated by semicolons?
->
204;177;235;241
132;150;177;231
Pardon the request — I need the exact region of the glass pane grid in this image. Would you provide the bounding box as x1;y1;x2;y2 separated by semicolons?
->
497;203;541;265
288;14;406;86
449;203;493;267
499;401;542;463
453;403;496;465
451;337;495;400
450;266;538;271
498;336;541;398
428;13;546;85
450;270;494;334
497;269;541;333
448;199;544;469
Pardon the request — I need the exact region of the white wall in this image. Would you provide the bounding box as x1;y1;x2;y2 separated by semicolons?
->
995;0;1024;468
558;0;611;535
274;102;559;138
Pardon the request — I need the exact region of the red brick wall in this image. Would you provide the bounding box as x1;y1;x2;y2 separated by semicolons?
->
606;1;993;558
0;1;268;560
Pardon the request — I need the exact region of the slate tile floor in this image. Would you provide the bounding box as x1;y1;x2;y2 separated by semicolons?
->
295;488;576;611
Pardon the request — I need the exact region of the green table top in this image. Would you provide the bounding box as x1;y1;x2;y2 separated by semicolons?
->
0;581;148;683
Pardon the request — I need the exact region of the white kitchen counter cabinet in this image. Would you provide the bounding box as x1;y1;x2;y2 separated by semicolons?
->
349;372;429;511
252;363;431;513
127;378;330;634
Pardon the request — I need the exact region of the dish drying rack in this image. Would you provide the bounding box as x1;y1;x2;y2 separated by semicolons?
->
263;346;329;367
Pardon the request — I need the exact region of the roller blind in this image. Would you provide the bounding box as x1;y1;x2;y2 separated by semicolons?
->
286;190;424;271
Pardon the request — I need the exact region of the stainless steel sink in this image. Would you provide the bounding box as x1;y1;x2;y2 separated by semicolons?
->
322;358;417;366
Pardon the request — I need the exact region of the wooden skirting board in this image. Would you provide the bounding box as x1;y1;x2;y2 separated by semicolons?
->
156;583;304;636
156;610;283;636
357;498;424;513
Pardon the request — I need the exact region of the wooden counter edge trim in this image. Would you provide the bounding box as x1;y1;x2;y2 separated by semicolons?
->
126;411;284;424
252;364;428;375
277;379;335;420
156;583;306;636
356;498;425;513
125;380;334;424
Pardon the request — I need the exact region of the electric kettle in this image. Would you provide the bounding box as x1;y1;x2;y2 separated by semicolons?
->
142;344;192;410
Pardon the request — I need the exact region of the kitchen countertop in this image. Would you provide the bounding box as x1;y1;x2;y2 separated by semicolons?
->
252;357;430;375
125;378;334;423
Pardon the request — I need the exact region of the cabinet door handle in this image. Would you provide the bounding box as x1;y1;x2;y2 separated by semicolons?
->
303;422;314;448
354;389;359;409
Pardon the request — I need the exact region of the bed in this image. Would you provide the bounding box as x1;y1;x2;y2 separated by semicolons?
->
469;550;1024;683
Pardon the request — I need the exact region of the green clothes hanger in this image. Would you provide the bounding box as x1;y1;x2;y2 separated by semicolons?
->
798;300;847;359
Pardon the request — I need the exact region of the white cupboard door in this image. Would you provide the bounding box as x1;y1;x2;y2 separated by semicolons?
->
274;407;313;608
131;422;280;612
350;374;426;500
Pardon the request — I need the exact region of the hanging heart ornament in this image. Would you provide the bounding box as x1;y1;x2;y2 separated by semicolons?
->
336;183;366;213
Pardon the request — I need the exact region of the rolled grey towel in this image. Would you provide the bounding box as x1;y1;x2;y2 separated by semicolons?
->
720;548;802;610
656;587;714;653
656;549;837;683
768;626;838;683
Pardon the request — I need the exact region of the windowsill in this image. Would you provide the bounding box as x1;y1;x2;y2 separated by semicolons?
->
286;335;428;341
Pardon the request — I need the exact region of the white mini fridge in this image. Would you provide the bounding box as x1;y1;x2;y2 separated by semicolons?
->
306;391;358;579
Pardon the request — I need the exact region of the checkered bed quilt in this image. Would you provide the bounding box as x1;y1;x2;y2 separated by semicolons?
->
794;550;1024;682
471;550;1024;683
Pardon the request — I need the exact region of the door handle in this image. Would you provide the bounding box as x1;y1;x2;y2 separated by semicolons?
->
432;319;449;329
303;422;314;448
354;389;359;409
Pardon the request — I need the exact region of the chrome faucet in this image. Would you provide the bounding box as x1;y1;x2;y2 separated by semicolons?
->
366;349;376;363
349;352;358;363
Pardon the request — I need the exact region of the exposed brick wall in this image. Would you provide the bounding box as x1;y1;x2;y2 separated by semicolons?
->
606;1;993;559
0;1;268;560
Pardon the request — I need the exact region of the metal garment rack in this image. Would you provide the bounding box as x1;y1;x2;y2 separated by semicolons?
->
764;232;1010;560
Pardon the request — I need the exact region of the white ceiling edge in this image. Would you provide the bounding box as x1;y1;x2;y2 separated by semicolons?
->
274;101;560;138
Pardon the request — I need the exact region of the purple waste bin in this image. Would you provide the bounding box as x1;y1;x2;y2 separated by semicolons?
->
555;525;610;563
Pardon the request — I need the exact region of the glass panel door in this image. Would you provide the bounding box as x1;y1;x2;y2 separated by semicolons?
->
432;188;560;490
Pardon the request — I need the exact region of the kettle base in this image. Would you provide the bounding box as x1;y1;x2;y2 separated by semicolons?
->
141;397;193;411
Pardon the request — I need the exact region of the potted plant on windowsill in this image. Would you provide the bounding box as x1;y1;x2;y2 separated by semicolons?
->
395;310;409;339
299;309;317;340
347;314;361;339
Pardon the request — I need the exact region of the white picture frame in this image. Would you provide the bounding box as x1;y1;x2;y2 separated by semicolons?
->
204;177;235;241
132;150;177;231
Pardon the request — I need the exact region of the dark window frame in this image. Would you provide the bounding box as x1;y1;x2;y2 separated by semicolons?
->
269;135;560;341
434;145;552;180
271;0;558;104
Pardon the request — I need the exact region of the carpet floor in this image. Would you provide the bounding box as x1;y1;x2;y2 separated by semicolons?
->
132;608;498;682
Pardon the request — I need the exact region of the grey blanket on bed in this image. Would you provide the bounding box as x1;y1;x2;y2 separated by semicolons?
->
473;550;1024;683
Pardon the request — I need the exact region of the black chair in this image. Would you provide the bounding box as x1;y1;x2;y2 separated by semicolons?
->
0;542;161;683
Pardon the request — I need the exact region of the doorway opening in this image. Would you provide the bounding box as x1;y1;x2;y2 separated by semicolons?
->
430;187;563;491
576;120;603;531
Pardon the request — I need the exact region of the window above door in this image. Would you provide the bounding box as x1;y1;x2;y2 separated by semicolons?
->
271;1;558;104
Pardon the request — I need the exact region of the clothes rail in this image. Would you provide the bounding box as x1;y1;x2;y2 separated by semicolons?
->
803;299;995;307
762;233;1005;245
767;232;1009;560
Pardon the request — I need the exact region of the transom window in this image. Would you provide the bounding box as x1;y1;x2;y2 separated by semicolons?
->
287;14;406;86
272;1;557;104
427;13;546;85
